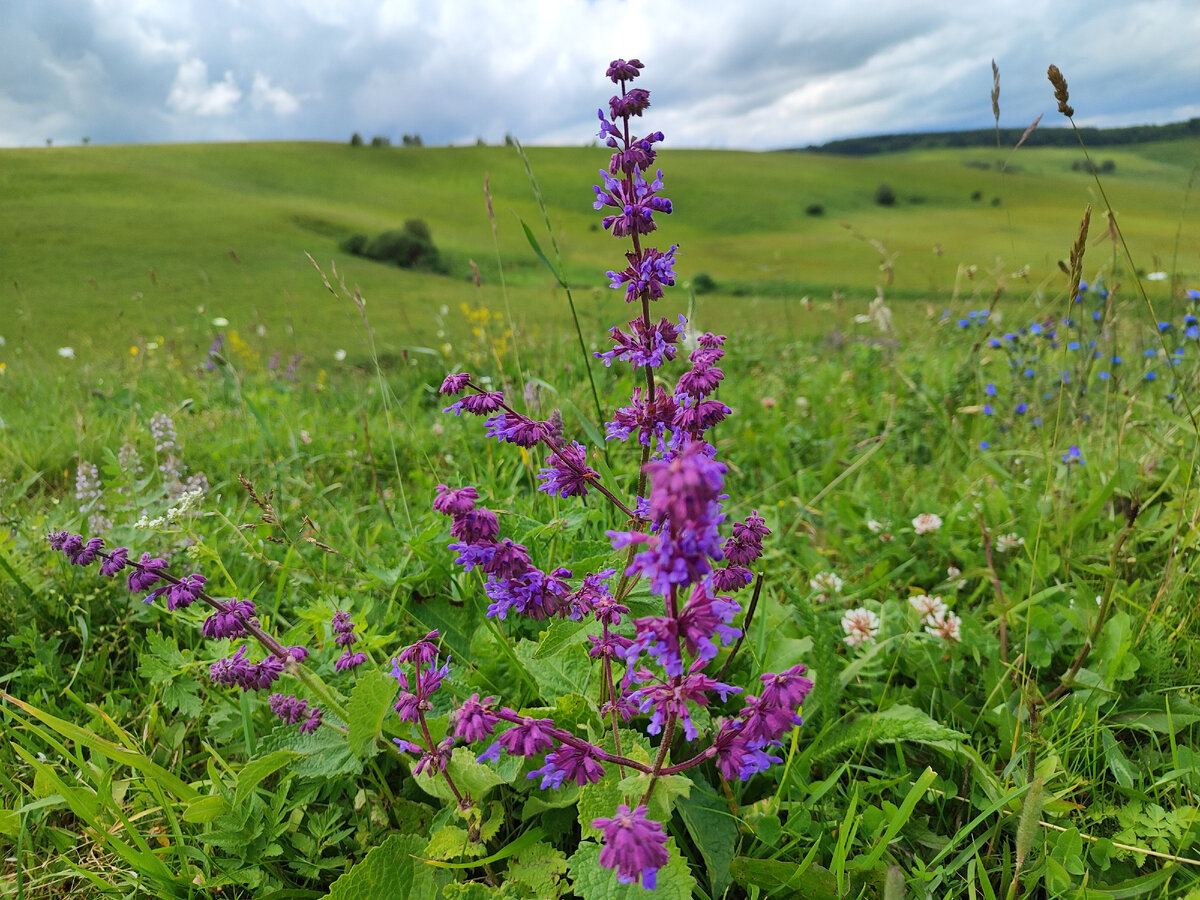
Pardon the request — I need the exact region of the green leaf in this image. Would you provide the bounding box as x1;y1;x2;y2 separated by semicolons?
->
235;749;299;807
812;704;965;764
2;694;199;801
183;794;231;824
515;639;593;703
567;838;696;900
533;619;588;659
506;840;569;899
728;856;839;899
576;778;626;841
413;746;511;803
425;826;488;861
324;833;437;900
346;666;399;759
1100;728;1137;788
515;215;566;287
258;724;362;780
676;772;737;896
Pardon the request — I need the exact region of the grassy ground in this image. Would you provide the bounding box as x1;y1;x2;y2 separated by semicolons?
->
1;139;1199;898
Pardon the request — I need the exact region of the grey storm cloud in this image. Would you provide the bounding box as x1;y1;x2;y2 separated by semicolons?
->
1;0;1197;149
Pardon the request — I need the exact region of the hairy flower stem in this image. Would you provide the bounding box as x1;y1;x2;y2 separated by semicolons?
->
457;380;638;519
99;548;351;723
640;708;679;806
601;650;626;777
489;708;650;773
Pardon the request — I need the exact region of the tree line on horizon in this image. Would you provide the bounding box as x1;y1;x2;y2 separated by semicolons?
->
795;117;1200;155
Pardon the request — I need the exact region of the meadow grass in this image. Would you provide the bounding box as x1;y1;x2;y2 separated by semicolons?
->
1;134;1199;898
1;140;1197;364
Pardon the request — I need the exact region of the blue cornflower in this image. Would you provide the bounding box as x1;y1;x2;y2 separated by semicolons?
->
1063;445;1084;465
957;319;969;328
1015;402;1028;414
980;441;991;450
1188;326;1200;340
984;382;997;396
1097;371;1110;380
1068;341;1080;351
1158;322;1171;332
1144;349;1157;357
1146;371;1157;381
1030;323;1043;335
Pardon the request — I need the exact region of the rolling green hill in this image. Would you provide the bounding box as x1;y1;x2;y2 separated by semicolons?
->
1;139;1197;364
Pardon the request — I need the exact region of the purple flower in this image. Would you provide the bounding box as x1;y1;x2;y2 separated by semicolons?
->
606;58;644;83
608;245;677;303
100;547;130;577
492;718;556;758
537;441;598;498
269;693;323;733
331;610;360;647
127;553;168;592
710;565;753;592
609;88;650;119
201;599;258;640
449;507;500;544
592;804;669;889
453;694;499;742
335;650;368;671
163;573;206;610
484;412;559;447
443;391;505;416
606;388;677;446
433;484;479;517
68;537;105;567
528;743;606;789
596;315;684;370
397;631;441;665
439;372;471;395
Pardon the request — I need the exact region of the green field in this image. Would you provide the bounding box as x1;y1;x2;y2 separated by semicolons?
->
2;139;1197;366
2;137;1200;898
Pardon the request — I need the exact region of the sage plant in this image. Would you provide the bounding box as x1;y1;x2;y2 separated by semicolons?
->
434;57;813;889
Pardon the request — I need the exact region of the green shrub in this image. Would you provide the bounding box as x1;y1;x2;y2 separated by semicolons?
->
874;183;897;206
349;132;363;147
339;233;368;255
692;272;718;294
805;203;825;216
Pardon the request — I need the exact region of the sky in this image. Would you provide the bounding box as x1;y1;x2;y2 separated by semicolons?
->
2;0;1198;151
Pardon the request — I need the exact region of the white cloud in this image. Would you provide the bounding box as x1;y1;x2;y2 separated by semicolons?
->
250;72;300;115
167;58;241;116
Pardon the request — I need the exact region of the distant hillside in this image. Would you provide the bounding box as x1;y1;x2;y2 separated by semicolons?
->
797;118;1200;155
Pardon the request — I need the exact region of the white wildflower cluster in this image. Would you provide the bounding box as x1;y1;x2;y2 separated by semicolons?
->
866;517;894;543
909;594;961;642
912;512;943;535
809;571;843;602
841;607;880;648
135;488;205;529
995;532;1025;553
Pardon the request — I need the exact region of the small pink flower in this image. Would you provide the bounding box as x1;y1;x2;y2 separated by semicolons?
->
841;607;880;648
925;609;962;642
909;594;947;619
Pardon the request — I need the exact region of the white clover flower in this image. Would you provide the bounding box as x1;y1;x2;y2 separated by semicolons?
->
212;316;230;327
909;594;947;620
995;533;1025;553
841;607;880;648
866;518;886;534
809;571;843;600
0;335;6;346
912;512;943;534
58;346;76;359
334;349;347;362
925;609;962;643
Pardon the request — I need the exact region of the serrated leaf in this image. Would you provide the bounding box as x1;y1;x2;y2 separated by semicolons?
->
515;639;592;703
506;840;569;899
325;832;436;900
235;749;298;807
577;778;626;841
413;746;512;803
257;724;361;780
533;619;588;659
677;772;736;896
567;838;695;899
425;825;488;860
346;666;398;759
812;704;965;764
